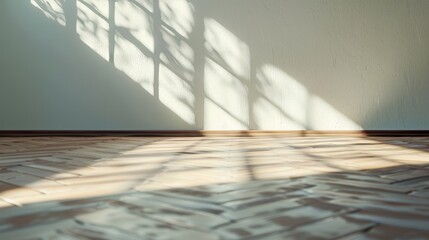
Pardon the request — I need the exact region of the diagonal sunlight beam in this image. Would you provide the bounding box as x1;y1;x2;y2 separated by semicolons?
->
2;136;429;208
30;0;364;131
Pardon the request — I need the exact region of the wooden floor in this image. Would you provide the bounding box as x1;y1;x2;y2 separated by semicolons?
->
0;136;429;239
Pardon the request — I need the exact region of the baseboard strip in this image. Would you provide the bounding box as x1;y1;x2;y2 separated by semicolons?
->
0;130;428;137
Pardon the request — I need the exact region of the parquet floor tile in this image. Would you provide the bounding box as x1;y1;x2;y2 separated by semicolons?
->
0;136;428;239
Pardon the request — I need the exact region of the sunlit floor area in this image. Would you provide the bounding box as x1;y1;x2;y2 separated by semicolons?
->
0;136;429;239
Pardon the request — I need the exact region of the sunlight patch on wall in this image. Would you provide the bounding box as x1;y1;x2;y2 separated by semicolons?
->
308;95;362;130
204;19;250;130
76;0;109;61
254;64;362;130
159;66;195;125
158;0;196;125
159;33;194;82
160;0;194;39
31;0;66;26
158;0;196;83
255;65;307;129
115;0;155;94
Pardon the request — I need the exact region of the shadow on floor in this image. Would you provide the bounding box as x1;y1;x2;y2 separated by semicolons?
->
0;136;428;239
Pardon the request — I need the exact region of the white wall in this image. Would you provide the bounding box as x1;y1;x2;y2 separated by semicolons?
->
1;0;429;130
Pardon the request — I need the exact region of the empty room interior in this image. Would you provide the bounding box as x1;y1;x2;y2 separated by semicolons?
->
1;0;429;239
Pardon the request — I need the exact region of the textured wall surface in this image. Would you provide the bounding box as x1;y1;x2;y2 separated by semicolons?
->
1;0;429;130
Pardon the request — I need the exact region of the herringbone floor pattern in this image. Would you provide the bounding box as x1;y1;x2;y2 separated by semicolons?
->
0;136;429;239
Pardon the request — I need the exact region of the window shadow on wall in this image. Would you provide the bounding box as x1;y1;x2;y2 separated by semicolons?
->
0;0;193;130
193;0;429;131
2;0;429;131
